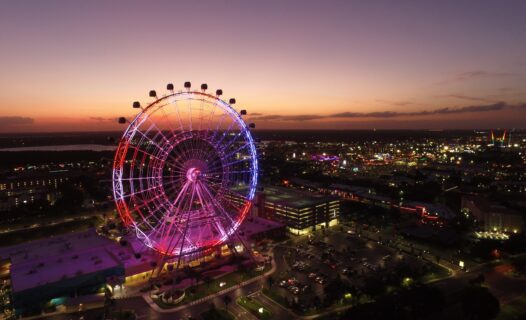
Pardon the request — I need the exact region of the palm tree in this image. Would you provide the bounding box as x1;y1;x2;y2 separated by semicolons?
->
266;275;274;288
183;266;195;285
203;275;212;289
194;270;203;287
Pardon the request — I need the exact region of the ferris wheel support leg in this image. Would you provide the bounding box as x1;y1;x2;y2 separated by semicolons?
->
229;227;257;265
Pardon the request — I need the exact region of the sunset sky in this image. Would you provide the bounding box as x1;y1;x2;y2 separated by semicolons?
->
0;0;525;132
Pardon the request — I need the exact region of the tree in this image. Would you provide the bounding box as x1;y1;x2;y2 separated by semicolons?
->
203;275;212;288
194;270;203;286
402;284;445;318
223;295;232;311
324;274;348;305
312;296;321;310
461;285;500;320
184;266;197;286
266;275;274;288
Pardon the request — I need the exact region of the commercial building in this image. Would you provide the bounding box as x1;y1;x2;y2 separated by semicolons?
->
0;215;285;315
255;186;340;235
0;170;79;211
462;196;524;234
0;230;128;314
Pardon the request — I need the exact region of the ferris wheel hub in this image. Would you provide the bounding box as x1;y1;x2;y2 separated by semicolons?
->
186;167;201;182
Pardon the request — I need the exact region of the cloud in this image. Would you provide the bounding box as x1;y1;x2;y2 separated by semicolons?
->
0;116;34;126
375;99;414;106
439;94;495;103
251;102;525;122
454;71;513;81
436;70;514;85
252;114;325;121
89;116;116;122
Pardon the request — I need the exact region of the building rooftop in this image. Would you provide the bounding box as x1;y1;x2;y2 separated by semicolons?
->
0;230;122;293
10;246;120;292
238;216;284;237
464;195;523;216
262;186;339;209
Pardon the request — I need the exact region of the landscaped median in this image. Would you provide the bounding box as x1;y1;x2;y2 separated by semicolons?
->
237;296;272;320
150;263;273;309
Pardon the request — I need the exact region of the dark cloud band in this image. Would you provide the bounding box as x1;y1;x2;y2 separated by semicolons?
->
0;116;34;126
251;102;525;122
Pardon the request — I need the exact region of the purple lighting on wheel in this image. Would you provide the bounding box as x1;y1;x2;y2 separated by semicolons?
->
112;86;258;257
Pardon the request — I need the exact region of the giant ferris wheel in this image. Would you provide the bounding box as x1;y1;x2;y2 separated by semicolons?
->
112;82;258;259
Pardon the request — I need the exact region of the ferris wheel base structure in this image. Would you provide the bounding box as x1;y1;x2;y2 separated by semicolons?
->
112;82;258;269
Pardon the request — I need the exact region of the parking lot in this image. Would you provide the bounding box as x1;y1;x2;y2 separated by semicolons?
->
271;226;435;308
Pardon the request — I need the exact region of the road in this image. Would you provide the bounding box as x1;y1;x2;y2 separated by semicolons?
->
34;227;526;320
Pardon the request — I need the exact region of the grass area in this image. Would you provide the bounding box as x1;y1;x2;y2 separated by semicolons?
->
262;287;354;316
153;263;271;309
237;296;272;320
0;216;100;247
262;288;289;308
420;264;451;283
262;288;364;316
200;307;235;320
497;295;526;320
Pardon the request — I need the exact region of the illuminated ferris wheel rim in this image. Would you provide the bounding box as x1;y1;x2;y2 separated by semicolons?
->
122;90;258;200
112;84;258;257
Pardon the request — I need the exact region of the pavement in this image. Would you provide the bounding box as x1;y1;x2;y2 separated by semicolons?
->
30;226;526;320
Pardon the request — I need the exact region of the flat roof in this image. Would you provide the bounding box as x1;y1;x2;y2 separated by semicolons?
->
0;229;114;265
464;196;523;216
262;186;339;209
0;230;123;293
238;216;284;238
10;247;120;292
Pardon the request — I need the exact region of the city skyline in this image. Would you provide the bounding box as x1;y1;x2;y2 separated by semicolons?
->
1;0;526;132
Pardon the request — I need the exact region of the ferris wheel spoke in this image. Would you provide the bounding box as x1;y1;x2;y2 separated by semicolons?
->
157;180;194;253
196;182;232;236
211;118;237;148
217;132;243;155
156;99;183;136
187;96;193;132
153;180;191;245
209;109;230;143
204;97;220;141
204;156;249;176
142;102;174;138
202;181;246;213
128;145;166;164
119;183;163;200
222;143;251;160
132;128;171;159
173;181;200;255
198;97;205;132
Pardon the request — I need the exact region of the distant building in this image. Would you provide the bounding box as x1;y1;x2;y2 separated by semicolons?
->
254;186;340;235
0;170;79;211
461;196;524;234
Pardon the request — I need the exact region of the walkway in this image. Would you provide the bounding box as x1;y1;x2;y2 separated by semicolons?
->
141;250;277;313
